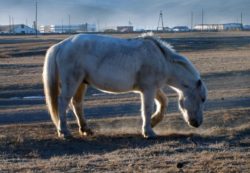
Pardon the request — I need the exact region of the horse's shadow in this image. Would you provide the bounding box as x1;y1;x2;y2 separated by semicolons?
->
3;128;248;160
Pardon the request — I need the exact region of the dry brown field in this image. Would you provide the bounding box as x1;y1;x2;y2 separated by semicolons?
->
0;31;250;172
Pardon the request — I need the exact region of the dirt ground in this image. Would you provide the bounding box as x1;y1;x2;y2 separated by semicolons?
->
0;32;250;172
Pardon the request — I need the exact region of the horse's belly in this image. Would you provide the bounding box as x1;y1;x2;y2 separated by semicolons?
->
88;71;135;93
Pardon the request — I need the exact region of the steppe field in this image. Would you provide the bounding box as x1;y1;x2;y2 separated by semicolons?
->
0;31;250;172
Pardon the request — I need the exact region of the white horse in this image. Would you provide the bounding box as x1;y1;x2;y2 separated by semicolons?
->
43;33;207;139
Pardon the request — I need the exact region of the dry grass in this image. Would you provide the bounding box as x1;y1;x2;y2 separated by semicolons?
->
0;32;250;172
0;108;249;172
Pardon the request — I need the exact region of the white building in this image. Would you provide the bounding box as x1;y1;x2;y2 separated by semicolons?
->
223;23;242;31
117;26;134;32
194;24;224;31
194;23;242;31
0;24;38;34
172;26;189;32
243;25;250;30
39;23;96;33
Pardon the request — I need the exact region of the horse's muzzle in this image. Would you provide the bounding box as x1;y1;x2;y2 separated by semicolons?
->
189;119;202;128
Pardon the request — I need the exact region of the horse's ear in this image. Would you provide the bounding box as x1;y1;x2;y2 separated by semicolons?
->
196;79;202;88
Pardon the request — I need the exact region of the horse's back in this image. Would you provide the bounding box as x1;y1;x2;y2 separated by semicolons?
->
66;34;144;54
55;34;166;93
55;35;142;92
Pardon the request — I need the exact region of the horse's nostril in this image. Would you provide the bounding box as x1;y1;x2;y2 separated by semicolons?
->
189;119;200;128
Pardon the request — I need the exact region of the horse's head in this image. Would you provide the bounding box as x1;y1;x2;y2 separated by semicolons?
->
148;36;207;127
178;79;207;128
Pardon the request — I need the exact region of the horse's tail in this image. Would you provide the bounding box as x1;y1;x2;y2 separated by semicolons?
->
43;44;60;127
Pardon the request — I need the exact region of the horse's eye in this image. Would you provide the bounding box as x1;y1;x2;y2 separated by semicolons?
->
201;98;205;102
182;83;189;88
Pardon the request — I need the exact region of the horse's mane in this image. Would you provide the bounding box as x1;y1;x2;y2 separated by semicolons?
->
138;32;176;60
139;32;199;78
139;32;175;54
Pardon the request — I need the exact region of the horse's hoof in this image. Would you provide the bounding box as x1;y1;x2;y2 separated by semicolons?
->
145;134;157;139
80;129;94;137
142;130;157;139
148;136;157;140
58;130;72;140
58;133;73;140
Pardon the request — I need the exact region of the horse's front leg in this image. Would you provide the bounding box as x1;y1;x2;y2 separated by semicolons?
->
141;89;156;138
151;89;168;128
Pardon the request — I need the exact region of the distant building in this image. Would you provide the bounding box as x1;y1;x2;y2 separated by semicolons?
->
223;23;242;31
172;26;189;32
117;26;133;32
243;25;250;30
81;23;96;32
163;27;171;32
194;24;224;31
39;25;50;33
104;28;117;32
0;24;38;34
39;23;96;33
194;23;242;31
135;28;145;32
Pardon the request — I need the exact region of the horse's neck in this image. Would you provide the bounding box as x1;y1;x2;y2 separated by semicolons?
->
166;62;197;92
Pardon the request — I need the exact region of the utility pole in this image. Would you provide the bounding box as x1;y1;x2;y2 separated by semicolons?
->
68;14;71;34
128;18;132;26
157;10;164;31
241;12;243;30
61;19;64;33
201;8;204;31
12;17;14;34
35;0;38;37
9;16;11;33
191;11;193;30
97;19;100;32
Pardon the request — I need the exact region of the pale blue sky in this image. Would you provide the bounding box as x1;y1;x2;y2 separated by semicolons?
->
0;0;249;29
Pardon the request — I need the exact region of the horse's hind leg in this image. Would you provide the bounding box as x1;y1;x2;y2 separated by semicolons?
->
151;89;168;128
71;83;93;137
58;89;74;138
57;74;84;138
